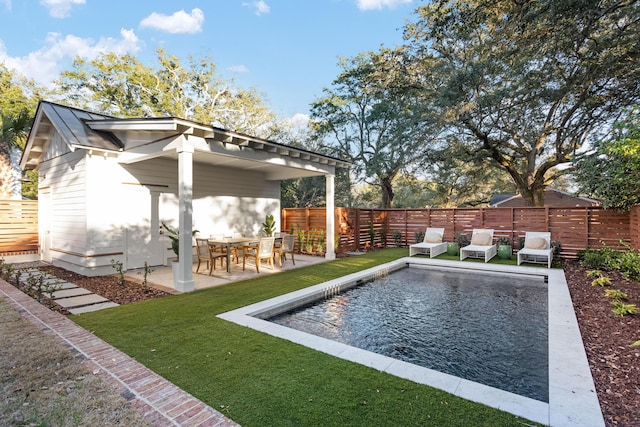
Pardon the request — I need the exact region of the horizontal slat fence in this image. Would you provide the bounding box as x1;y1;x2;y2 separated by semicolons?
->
0;200;38;254
282;206;639;258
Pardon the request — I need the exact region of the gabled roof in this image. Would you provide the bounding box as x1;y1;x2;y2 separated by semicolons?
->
21;101;350;175
21;101;124;169
489;187;599;207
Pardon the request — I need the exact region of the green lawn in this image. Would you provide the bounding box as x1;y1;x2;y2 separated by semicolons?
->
73;249;541;426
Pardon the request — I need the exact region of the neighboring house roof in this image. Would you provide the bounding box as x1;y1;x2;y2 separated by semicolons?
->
21;101;350;178
488;194;515;207
489;187;599;207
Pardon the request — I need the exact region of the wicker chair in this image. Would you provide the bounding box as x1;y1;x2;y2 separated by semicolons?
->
195;238;226;275
242;237;275;273
275;234;296;267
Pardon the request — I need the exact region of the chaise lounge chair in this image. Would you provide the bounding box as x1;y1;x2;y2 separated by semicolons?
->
517;231;553;268
460;229;497;263
409;228;448;257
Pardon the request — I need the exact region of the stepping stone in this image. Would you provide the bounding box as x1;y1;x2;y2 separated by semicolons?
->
55;293;109;308
52;287;92;299
67;301;120;314
55;282;79;290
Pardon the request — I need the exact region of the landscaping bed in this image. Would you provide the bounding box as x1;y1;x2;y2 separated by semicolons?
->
563;258;640;427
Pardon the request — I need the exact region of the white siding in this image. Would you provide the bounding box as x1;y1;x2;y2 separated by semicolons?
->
191;162;281;237
38;149;89;268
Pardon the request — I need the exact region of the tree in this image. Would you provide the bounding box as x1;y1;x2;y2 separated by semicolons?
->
573;106;640;210
421;141;515;207
398;0;640;205
0;64;39;199
311;51;440;208
57;49;280;138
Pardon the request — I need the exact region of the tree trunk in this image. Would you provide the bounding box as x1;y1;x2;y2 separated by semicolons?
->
516;183;546;206
381;176;394;208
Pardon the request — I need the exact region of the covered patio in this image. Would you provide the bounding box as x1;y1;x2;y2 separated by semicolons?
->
21;101;350;292
128;252;328;293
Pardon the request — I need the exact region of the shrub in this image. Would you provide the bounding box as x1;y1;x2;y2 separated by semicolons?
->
591;276;612;287
586;269;603;278
579;247;618;269
392;230;402;247
611;300;637;316
612;246;640;280
604;289;628;300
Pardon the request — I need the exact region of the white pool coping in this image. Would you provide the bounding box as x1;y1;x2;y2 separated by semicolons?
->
218;257;604;427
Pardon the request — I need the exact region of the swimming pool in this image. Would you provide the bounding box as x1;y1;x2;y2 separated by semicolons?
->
268;266;549;402
218;257;604;426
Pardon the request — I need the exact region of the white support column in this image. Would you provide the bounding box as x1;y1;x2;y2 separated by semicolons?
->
325;173;336;260
176;136;195;292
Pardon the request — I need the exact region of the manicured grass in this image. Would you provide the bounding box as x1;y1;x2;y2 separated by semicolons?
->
73;249;541;426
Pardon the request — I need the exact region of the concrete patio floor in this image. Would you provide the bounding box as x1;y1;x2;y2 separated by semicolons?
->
128;253;329;292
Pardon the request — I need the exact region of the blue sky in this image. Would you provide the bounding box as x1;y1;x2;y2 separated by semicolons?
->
0;0;416;120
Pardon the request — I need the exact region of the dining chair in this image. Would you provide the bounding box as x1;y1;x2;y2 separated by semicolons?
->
275;234;296;267
243;237;275;273
195;238;225;275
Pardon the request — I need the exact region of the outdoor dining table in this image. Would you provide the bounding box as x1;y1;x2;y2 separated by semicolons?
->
207;237;257;273
208;236;285;273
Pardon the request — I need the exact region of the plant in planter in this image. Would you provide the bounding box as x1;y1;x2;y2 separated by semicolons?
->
161;221;199;260
262;214;276;237
368;222;376;250
392;230;403;247
316;230;326;255
448;232;469;256
497;236;512;260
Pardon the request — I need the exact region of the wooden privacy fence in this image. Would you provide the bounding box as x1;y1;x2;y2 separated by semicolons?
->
282;206;640;258
0;200;38;254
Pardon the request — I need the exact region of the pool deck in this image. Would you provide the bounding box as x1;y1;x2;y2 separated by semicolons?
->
218;257;605;427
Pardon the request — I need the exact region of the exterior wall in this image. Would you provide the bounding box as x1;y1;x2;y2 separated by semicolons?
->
191;162;281;238
38;148;89;271
43;153;281;276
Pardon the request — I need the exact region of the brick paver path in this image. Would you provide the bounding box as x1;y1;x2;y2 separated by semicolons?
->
0;278;239;427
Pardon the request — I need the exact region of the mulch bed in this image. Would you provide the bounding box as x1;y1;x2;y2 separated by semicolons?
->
25;259;639;426
38;265;170;307
563;259;640;427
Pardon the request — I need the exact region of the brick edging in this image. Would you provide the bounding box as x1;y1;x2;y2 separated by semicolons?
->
0;279;239;427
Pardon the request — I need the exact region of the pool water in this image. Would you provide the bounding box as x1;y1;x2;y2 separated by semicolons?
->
268;267;549;402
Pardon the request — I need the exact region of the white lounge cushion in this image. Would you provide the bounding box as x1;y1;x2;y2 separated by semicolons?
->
471;232;492;246
424;231;442;243
525;237;548;250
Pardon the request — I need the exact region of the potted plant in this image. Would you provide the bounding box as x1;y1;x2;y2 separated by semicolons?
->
161;221;199;283
448;232;469;256
497;236;512;260
392;230;403;247
262;214;276;237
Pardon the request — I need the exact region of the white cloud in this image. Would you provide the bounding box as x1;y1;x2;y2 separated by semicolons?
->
228;64;249;73
356;0;412;11
40;0;85;18
139;8;204;34
285;113;310;130
0;29;142;87
2;0;11;11
243;1;270;16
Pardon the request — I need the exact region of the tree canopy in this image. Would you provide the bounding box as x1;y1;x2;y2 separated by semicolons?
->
57;49;281;139
310;51;440;208
395;0;640;206
573;106;640;210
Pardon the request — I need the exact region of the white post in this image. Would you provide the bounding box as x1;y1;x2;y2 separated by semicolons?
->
325;174;336;260
176;136;195;292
